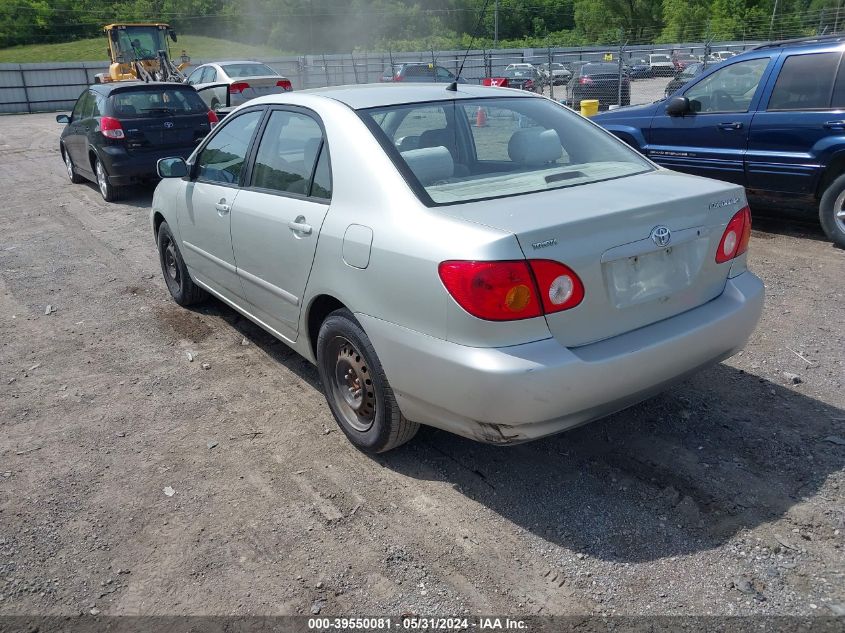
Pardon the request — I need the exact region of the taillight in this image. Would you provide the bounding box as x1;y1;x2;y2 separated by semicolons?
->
276;79;292;91
100;116;124;139
438;259;584;321
528;260;585;314
525;79;534;89
207;109;219;129
579;76;593;85
229;81;250;94
393;73;403;81
716;206;752;263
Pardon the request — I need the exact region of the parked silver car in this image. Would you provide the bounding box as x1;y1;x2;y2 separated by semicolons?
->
185;61;292;110
150;84;764;453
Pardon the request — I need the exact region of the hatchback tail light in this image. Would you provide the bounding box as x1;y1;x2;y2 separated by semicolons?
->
276;79;292;91
716;206;752;263
229;81;250;94
207;109;219;129
579;76;593;85
100;116;124;139
438;260;584;321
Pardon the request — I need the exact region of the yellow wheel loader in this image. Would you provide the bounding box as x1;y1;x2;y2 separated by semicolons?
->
95;23;190;84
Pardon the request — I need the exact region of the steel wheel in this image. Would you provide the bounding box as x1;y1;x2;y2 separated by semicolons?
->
163;237;181;291
326;335;376;432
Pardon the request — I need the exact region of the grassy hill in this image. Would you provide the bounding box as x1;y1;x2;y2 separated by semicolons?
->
0;35;285;64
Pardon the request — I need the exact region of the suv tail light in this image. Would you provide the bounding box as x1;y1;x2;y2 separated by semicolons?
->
100;116;124;139
716;206;752;263
578;76;593;85
229;81;250;94
438;260;584;321
207;109;219;129
276;79;292;91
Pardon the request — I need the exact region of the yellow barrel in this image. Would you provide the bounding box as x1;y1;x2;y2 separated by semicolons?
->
580;99;599;117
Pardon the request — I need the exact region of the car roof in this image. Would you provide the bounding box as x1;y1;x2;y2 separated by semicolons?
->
90;81;190;94
254;83;537;110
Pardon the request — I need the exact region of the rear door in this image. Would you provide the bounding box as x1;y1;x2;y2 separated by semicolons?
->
230;107;331;341
746;49;844;194
646;55;774;184
177;108;264;300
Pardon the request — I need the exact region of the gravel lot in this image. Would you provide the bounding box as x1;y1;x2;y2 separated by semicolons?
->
0;112;843;618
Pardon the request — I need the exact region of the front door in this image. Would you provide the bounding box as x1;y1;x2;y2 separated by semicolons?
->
230;108;332;342
65;90;95;173
177;108;263;300
646;55;773;185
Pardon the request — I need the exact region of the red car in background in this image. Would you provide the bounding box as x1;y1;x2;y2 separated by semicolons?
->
672;54;699;71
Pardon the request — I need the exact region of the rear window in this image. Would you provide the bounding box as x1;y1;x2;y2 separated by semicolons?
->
651;55;671;62
222;63;278;78
404;65;436;77
360;97;652;206
109;87;208;118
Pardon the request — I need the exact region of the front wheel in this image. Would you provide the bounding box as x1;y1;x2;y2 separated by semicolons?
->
156;221;208;306
316;309;418;453
818;173;845;248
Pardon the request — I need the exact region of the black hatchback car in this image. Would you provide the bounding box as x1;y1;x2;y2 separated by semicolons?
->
566;62;631;110
58;82;217;201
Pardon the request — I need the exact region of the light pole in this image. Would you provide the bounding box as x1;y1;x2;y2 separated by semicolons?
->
494;0;499;47
769;0;779;40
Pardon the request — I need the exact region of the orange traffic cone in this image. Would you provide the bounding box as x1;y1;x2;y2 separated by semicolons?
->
475;106;488;127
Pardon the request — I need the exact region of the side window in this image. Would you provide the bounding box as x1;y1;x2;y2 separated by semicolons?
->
203;67;218;83
685;57;770;113
91;95;103;118
251;110;324;195
70;92;89;121
768;52;840;111
436;67;454;80
186;68;203;85
196;110;262;185
311;145;332;199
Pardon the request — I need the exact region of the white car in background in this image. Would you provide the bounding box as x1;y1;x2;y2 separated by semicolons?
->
648;54;675;76
185;61;292;110
505;63;536;72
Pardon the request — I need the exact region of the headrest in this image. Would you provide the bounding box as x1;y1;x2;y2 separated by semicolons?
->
400;146;454;185
508;128;563;166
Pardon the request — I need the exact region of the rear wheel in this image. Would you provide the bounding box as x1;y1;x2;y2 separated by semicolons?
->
819;173;845;248
316;309;418;453
62;146;84;184
156;221;208;306
94;156;119;202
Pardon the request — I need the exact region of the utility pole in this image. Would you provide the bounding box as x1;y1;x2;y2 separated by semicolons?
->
769;0;779;40
617;29;624;108
494;0;499;48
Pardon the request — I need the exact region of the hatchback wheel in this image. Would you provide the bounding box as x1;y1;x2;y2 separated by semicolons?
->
62;146;84;184
94;156;119;202
819;173;845;248
156;221;208;306
317;309;418;453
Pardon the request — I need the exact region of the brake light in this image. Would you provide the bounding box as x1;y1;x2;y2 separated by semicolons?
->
207;109;219;129
525;79;534;88
100;116;124;139
438;260;584;321
276;79;292;91
393;73;403;81
229;81;250;94
579;76;593;85
716;206;752;263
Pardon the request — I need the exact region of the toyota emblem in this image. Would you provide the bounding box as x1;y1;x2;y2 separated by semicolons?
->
650;225;671;247
163;121;174;129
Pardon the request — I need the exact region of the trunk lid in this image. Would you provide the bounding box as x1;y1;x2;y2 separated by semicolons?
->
236;76;288;98
437;169;746;347
120;112;210;153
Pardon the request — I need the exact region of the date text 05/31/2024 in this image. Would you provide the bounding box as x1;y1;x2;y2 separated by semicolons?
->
307;617;529;630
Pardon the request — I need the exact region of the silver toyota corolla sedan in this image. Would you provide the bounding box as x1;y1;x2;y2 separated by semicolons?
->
150;83;764;453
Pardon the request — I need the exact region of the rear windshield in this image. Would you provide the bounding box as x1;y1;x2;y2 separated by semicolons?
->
109;87;208;117
222;63;278;78
651;55;671;61
582;63;617;73
360;97;652;206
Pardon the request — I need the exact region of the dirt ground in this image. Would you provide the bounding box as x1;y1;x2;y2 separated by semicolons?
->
0;112;843;619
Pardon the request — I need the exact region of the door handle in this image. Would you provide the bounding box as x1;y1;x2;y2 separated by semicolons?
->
824;120;845;130
288;215;312;236
718;122;743;130
215;200;230;215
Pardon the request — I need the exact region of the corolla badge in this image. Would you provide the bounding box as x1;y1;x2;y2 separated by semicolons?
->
650;225;671;247
708;197;740;210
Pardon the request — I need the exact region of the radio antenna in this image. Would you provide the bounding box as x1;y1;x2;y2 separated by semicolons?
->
447;0;493;91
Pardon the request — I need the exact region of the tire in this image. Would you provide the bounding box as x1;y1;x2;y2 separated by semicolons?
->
156;221;208;306
316;309;418;453
819;173;845;248
94;155;119;202
61;146;84;184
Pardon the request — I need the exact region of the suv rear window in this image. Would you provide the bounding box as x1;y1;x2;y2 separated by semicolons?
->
109;87;208;118
768;52;841;111
360;97;652;206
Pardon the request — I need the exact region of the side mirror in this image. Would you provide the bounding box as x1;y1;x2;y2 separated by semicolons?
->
157;157;188;179
666;96;690;116
56;114;70;124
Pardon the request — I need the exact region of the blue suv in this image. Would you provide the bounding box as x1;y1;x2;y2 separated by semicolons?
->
593;36;845;247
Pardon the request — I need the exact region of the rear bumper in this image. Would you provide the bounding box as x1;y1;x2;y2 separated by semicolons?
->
358;272;764;444
98;146;196;186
